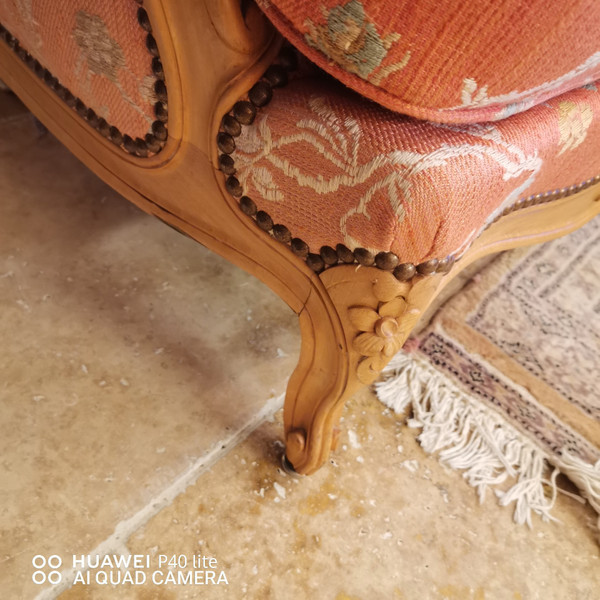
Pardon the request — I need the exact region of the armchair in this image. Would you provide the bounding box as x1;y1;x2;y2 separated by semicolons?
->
1;0;598;475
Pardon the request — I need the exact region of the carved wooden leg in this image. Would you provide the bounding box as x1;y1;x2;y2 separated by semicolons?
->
283;265;446;475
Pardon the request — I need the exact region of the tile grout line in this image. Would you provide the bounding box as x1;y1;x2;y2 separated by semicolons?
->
33;392;285;600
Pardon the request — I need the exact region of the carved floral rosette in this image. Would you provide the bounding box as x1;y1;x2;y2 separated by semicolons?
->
349;276;421;384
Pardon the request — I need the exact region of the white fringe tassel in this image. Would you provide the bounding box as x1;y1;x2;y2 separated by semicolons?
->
557;452;600;517
375;351;600;528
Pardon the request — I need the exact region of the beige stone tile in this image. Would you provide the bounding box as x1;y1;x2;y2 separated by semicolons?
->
57;389;599;600
0;96;299;598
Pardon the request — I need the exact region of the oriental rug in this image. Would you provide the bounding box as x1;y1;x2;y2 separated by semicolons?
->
376;218;600;527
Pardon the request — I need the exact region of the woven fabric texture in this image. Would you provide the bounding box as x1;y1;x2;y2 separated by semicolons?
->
0;0;156;139
255;0;600;124
232;72;600;265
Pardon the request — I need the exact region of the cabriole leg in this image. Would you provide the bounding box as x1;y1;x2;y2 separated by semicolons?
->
283;266;444;474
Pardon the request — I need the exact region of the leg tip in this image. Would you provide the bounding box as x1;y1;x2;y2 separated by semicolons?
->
281;453;302;477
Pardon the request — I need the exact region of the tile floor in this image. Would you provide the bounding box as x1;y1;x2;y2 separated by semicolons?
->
1;92;598;600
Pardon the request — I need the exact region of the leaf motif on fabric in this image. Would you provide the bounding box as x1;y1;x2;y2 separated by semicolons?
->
251;166;283;202
236;117;272;155
557;101;594;155
73;11;125;82
303;0;409;84
461;78;489;107
139;75;158;106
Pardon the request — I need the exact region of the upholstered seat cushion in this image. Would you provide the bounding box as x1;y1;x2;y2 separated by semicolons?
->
225;68;600;268
255;0;600;124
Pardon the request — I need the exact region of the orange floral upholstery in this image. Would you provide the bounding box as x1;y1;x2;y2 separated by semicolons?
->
0;0;157;141
229;67;600;265
255;0;600;123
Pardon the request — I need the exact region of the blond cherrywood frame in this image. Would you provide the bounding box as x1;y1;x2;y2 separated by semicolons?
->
1;0;599;474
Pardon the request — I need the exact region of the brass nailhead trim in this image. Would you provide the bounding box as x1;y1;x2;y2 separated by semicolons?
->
233;101;256;126
0;1;168;157
320;245;338;266
154;101;168;122
393;263;416;281
225;176;243;198
137;7;152;32
490;174;600;227
416;258;439;276
97;118;110;137
109;126;123;146
306;253;324;272
217;132;235;154
218;154;236;175
134;137;149;157
145;33;159;57
64;90;76;107
152;120;167;141
212;46;461;280
263;65;288;88
85;107;98;127
239;196;257;216
145;134;162;153
217;46;598;281
291;237;309;258
436;256;455;274
336;244;355;264
273;224;292;244
152;57;164;79
123;135;136;154
256;211;274;231
249;81;273;108
375;251;399;271
222;115;242;137
354;248;374;267
154;79;167;103
75;99;86;117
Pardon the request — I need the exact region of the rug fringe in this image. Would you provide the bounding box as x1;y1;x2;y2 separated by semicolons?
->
376;351;571;528
556;452;600;518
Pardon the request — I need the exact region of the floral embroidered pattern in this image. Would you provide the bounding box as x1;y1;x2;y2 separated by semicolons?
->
233;77;571;262
73;12;126;82
461;78;489;107
557;100;593;155
304;1;409;86
0;0;159;140
72;10;156;127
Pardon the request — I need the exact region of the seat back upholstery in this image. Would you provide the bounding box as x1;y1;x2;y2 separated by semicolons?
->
0;0;161;149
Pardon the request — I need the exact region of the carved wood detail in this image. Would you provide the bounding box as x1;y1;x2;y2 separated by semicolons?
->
349;277;420;384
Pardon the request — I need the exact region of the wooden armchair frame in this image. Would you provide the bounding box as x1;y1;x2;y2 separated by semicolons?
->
1;0;599;474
